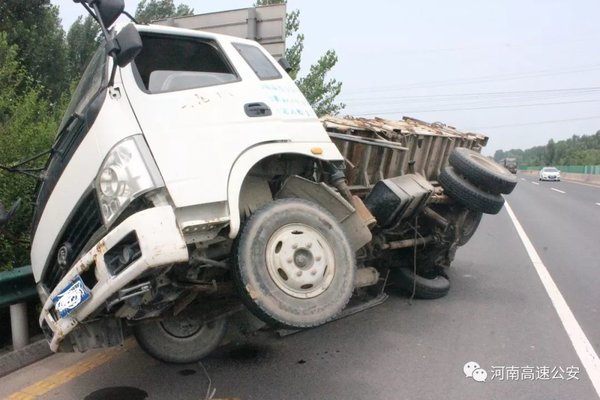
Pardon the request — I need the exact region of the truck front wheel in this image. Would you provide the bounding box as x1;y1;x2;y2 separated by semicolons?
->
233;198;355;329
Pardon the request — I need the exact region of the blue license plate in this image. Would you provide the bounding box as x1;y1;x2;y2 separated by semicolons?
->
52;275;92;318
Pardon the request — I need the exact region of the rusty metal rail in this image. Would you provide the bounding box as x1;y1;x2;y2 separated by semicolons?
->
322;116;488;191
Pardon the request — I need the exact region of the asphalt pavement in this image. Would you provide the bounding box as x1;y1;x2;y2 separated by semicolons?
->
510;176;600;355
1;172;599;400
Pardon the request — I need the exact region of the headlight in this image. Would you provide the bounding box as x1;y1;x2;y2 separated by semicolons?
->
96;135;164;225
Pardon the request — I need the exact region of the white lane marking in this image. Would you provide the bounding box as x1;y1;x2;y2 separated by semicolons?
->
531;182;539;185
551;188;566;194
505;201;600;397
596;203;600;206
561;179;600;189
520;178;526;181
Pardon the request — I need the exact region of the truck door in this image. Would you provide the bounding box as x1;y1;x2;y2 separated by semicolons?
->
120;31;314;208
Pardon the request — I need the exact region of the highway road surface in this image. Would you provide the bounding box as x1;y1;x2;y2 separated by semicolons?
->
1;173;599;400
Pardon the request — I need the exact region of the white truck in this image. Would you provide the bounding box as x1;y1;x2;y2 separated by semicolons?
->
11;0;517;363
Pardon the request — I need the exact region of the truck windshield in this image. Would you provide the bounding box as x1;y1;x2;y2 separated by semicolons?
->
56;46;107;135
31;46;107;235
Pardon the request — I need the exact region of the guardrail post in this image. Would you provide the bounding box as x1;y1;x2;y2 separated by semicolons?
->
9;303;29;350
1;266;37;350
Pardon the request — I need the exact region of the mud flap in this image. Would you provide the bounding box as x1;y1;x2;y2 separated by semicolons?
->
276;175;372;251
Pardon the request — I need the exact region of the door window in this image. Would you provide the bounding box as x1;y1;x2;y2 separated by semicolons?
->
134;34;238;93
233;43;281;80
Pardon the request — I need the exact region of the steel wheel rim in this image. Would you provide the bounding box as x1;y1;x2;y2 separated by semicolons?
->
160;315;204;338
265;223;335;299
461;210;481;238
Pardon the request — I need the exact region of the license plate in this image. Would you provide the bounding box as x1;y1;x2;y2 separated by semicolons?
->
52;275;92;318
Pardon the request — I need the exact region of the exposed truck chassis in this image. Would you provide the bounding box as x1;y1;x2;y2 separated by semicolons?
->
323;114;490;274
38;114;511;359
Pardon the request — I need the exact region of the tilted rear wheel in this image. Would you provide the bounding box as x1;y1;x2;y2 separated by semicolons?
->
134;314;227;364
439;166;505;215
233;198;355;329
449;148;517;194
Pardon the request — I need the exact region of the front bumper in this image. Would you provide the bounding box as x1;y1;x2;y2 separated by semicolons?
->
541;175;560;181
39;206;188;351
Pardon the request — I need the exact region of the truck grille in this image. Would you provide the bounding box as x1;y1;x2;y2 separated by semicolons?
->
42;190;103;290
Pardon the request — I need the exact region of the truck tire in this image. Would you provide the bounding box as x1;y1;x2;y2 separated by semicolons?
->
456;210;483;246
439;166;505;215
133;315;227;364
449;148;517;194
233;198;355;329
391;267;450;299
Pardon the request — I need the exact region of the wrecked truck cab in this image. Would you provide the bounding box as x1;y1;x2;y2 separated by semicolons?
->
30;2;516;363
32;20;356;355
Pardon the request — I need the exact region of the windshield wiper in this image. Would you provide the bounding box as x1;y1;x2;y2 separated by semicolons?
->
0;149;53;179
54;112;82;145
0;113;82;180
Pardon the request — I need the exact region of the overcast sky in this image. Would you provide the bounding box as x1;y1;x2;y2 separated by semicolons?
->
55;0;600;155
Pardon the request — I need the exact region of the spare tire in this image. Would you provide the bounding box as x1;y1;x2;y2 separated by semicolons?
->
449;148;517;194
391;267;450;299
439;166;505;215
134;314;227;364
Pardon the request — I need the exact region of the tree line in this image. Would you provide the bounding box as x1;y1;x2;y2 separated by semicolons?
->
0;0;343;270
493;130;600;167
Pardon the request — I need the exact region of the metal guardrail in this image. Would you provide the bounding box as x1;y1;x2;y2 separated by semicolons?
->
0;266;37;351
0;266;36;308
519;165;600;175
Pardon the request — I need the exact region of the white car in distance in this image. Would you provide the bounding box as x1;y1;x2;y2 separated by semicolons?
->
539;167;561;181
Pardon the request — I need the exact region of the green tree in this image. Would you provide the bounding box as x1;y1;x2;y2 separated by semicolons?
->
255;0;344;116
0;34;60;270
545;139;556;165
493;148;524;162
66;15;101;79
135;0;194;24
493;149;505;162
296;50;344;116
496;130;600;167
282;7;303;79
0;0;69;102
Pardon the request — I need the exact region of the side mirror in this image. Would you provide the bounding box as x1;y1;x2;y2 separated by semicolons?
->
91;0;124;29
0;198;21;228
278;57;292;73
114;24;143;67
